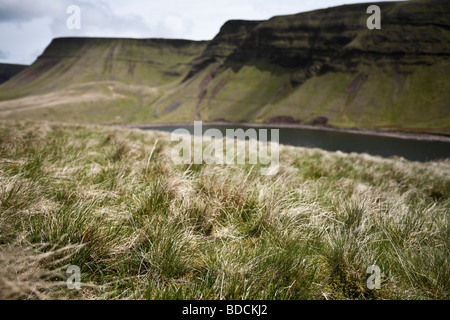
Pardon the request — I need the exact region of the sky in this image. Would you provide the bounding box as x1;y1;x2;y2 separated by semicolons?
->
0;0;402;65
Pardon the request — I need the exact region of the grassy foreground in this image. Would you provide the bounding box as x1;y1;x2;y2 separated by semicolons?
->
0;120;448;300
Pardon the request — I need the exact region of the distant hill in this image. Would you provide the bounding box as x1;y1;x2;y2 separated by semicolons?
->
0;63;28;85
0;0;449;134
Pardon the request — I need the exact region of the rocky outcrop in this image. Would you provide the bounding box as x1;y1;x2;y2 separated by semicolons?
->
185;20;262;79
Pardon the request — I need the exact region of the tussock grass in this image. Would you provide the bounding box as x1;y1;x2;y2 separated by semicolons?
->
0;120;448;300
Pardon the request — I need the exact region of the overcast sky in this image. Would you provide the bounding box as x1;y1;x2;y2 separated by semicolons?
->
0;0;402;65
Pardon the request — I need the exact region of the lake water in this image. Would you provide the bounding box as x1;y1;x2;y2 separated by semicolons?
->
141;124;450;162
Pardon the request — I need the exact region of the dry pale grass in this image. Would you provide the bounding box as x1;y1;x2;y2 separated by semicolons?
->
0;240;84;299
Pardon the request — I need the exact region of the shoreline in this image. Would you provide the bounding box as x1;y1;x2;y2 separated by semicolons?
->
119;122;450;143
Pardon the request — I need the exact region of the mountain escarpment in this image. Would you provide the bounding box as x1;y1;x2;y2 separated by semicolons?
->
0;0;449;134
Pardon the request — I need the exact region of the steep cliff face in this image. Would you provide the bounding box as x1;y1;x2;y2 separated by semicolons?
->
174;0;450;133
186;20;263;79
0;0;449;134
225;1;450;71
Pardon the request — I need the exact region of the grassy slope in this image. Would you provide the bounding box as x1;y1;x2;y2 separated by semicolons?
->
0;38;207;125
0;38;208;98
1;120;448;299
151;58;450;133
268;61;450;132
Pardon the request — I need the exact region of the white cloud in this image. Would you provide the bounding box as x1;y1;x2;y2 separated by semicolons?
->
0;17;53;64
156;14;193;38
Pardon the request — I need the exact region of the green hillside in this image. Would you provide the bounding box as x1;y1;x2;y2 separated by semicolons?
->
0;0;449;134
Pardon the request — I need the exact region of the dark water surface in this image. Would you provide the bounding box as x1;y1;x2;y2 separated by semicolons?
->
140;125;450;162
